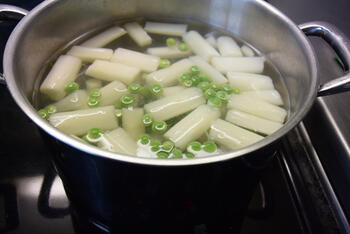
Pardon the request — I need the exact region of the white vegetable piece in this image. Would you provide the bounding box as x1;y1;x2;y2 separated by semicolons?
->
99;80;128;106
146;58;193;87
81;26;126;48
241;45;255;57
205;35;217;48
217;36;242;57
40;55;82;101
85;60;140;84
144;22;187;36
67;46;113;63
99;128;137;155
183;30;219;61
227;72;274;91
85;79;102;92
211;57;265;74
52;90;89;112
162;86;185;97
241;90;283;106
144;87;206;121
124;22;152;47
225;109;283;135
111;48;159;72
164;105;221;149
189;56;228;85
122;108;145;139
49;106;118;136
227;95;287;123
146;47;192;59
209;119;264;150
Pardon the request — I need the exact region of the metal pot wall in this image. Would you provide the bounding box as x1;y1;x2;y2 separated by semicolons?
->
1;0;350;233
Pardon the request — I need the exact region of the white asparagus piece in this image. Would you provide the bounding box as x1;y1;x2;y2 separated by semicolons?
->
241;45;255;57
52;90;89;112
49;106;118;136
205;35;217;48
217;36;243;57
144;22;187;36
111;48;159;72
67;46;113;63
209;119;264;150
225;109;283;135
189;56;228;85
124;22;152;47
164;105;221;149
40;55;82;101
99;80;128;106
81;26;126;48
162;86;185;97
183;30;219;61
146;58;193;87
227;95;287;123
146;46;192;59
227;72;274;91
241;90;283;106
85;60;140;84
144;87;205;121
99;128;137;155
122;108;145;139
211;57;265;74
85;79;102;92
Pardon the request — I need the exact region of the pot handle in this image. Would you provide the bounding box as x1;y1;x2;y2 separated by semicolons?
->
299;21;350;96
0;4;28;86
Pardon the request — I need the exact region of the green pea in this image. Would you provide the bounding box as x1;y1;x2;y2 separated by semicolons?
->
178;42;189;51
149;84;163;96
138;134;151;145
172;148;183;158
197;81;210;91
198;73;210;82
162;141;175;151
88;97;99;108
38;109;50;120
187;141;202;151
89;89;101;98
120;94;136;108
88;128;104;139
150;140;161;147
204;88;216;99
190;65;200;75
216;90;228;103
159;59;171;68
203;141;217;153
233;88;241;94
152;121;167;134
166;37;177;47
151;145;160;152
185;152;195;158
142;114;153;126
46;105;57;114
157;151;169;159
64;82;79;93
128;83;142;94
221;84;233;94
115;109;122;118
207;96;222;108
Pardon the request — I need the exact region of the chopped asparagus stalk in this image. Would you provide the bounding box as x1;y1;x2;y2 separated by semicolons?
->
241;90;283;106
67;46;113;62
241;45;255;57
111;48;159;72
49;106;118;136
227;72;274;91
164;105;221;150
99;80;128;106
85;60;140;84
144;22;187;36
144;87;205;121
217;36;242;57
183;30;219;61
211;56;265;74
124;22;152;47
51;90;89;112
226;109;283;135
98;128;137;155
146;46;192;59
209;119;264;150
85;79;102;92
80;26;126;48
122;108;145;139
189;56;228;85
145;58;194;87
227;95;287;123
40;55;82;101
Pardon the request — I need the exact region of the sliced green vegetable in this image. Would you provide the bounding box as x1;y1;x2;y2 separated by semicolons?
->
221;84;233;94
204;88;216;99
88;97;100;108
139;87;151;98
88;128;104;139
152;121;167;134
203;141;217;153
191;76;201;86
172;148;183;158
138;134;151;145
179;73;190;83
120;94;136;108
190;65;200;75
232;88;241;94
46;105;57;114
89;89;101;98
209;82;220;91
198;73;210;82
151;145;160;152
216;90;228;103
162;141;175;151
157;151;169;159
64;82;79;93
115;109;122;118
128;83;142;94
207;96;222;108
38;109;50;120
150;84;163;96
182;79;193;88
197;81;210;91
159;59;171;68
142;113;153;126
166;37;177;47
187;141;202;151
150;140;161;147
178;42;189;51
82;135;97;146
185;152;195;158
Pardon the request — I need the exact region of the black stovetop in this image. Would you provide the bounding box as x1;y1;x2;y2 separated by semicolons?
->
1;0;350;233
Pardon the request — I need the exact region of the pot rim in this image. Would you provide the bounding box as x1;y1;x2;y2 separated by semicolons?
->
3;0;318;166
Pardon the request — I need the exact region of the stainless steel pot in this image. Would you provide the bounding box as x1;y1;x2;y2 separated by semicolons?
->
1;0;350;232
